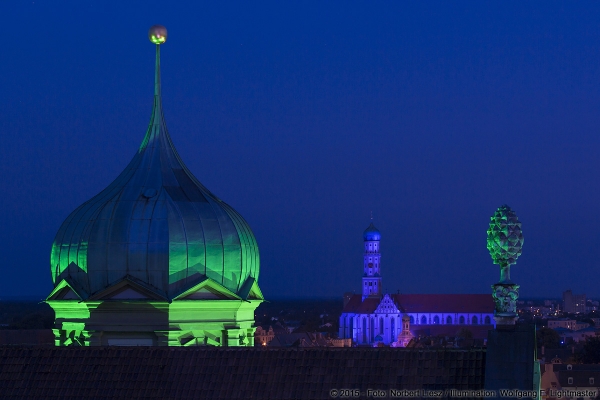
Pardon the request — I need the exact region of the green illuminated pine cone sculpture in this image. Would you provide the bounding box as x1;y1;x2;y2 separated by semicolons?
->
486;205;523;267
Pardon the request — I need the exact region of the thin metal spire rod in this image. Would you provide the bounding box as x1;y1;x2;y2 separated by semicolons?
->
154;44;162;124
155;45;161;98
142;24;167;147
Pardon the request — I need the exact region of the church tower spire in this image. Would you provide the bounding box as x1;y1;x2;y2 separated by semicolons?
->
362;220;382;300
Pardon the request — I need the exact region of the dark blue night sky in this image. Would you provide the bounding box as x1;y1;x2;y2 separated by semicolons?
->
1;1;599;298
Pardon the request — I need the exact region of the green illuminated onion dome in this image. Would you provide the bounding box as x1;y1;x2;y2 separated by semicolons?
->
50;28;259;300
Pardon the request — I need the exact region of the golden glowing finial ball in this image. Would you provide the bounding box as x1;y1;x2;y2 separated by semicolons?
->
149;25;167;45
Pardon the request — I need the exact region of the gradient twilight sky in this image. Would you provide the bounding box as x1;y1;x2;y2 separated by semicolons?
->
1;1;599;299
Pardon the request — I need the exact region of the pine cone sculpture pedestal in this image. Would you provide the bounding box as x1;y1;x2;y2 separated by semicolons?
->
487;205;524;326
492;282;520;325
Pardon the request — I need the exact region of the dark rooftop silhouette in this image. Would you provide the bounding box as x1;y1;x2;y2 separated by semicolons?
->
0;346;486;399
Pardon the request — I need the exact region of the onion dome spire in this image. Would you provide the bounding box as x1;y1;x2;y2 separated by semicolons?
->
49;25;260;301
150;26;166;116
140;25;168;151
363;215;381;241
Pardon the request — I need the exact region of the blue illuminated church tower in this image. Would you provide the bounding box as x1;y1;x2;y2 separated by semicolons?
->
362;222;382;300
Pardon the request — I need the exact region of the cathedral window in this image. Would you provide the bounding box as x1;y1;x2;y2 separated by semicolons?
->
433;315;440;324
484;316;491;324
362;318;366;343
409;316;414;324
349;317;354;338
421;315;427;324
390;318;395;342
472;316;478;325
370;318;375;342
459;316;465;324
379;317;384;334
446;316;452;324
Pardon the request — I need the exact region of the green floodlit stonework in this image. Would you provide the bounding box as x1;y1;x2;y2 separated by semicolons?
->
48;299;261;347
47;274;264;347
46;27;263;347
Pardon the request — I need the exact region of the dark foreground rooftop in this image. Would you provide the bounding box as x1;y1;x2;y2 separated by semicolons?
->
0;346;486;400
0;330;54;346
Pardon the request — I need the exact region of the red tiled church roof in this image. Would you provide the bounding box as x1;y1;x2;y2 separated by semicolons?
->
342;294;494;314
342;295;380;313
394;294;494;313
411;325;493;340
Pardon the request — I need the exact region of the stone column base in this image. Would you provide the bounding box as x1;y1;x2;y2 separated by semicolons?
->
492;283;520;326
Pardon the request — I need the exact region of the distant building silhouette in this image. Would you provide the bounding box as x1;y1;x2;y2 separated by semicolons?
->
541;362;600;398
563;289;586;313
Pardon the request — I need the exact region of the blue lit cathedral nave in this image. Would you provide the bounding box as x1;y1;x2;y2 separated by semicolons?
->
339;222;495;346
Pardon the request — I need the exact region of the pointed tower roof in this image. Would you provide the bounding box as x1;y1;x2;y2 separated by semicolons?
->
50;26;260;300
363;222;381;241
